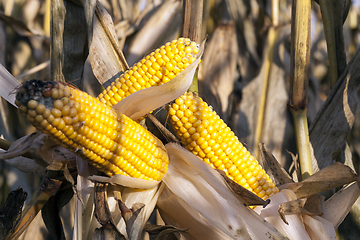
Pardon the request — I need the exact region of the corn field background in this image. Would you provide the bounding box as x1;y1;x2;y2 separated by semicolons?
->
0;0;360;239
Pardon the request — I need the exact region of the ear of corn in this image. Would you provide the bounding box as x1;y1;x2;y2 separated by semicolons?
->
168;92;279;200
97;38;200;107
15;80;168;181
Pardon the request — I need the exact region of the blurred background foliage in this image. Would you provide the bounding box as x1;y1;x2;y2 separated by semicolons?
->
0;0;360;239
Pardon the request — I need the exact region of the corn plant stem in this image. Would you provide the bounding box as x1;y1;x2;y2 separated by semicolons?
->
51;0;66;82
272;0;279;26
44;0;51;37
0;138;11;151
290;0;312;179
254;27;277;159
319;0;338;87
181;0;203;93
291;109;313;179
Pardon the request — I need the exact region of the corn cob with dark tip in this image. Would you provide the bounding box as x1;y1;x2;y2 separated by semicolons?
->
97;38;200;107
15;80;168;181
168;92;279;200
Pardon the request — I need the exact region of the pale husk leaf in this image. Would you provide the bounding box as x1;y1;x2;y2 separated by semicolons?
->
112;40;204;121
254;190;312;240
158;186;235;240
89;2;128;85
322;181;360;228
88;175;160;189
302;215;336;240
117;184;164;240
161;143;288;240
0;63;21;107
73;157;98;240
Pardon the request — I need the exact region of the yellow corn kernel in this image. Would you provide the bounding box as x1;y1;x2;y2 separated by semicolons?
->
16;80;168;181
97;38;200;107
168;92;279;200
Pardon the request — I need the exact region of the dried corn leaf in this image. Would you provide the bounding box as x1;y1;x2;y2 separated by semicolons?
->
125;0;182;66
73;158;98;240
0;132;76;172
0;188;27;240
279;195;325;217
89;2;128;85
198;22;238;123
253;189;332;240
258;143;294;186
302;215;336;240
303;194;324;216
224;0;260;81
215;169;267;207
0;11;42;37
61;0;87;84
279;162;357;199
279;198;312;216
236;25;291;166
318;0;351;78
115;185;164;240
145;223;188;240
0;63;21;107
309;47;360;171
322;179;360;228
93;226;125;240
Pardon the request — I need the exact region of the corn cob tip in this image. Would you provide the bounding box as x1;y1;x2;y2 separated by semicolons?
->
97;38;200;107
168;92;279;200
16;80;169;181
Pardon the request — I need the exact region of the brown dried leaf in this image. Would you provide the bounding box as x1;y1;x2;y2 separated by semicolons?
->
310;47;360;171
215;169;268;207
61;0;87;84
279;162;358;199
279;194;324;218
93;226;126;240
303;194;324;216
0;188;27;239
145;223;188;240
198;22;238;123
117;199;145;238
279;198;309;216
258;143;294;186
94;182;112;225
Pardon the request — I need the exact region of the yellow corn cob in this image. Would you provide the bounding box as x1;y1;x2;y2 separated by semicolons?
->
97;38;199;107
15;80;168;181
168;92;279;200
